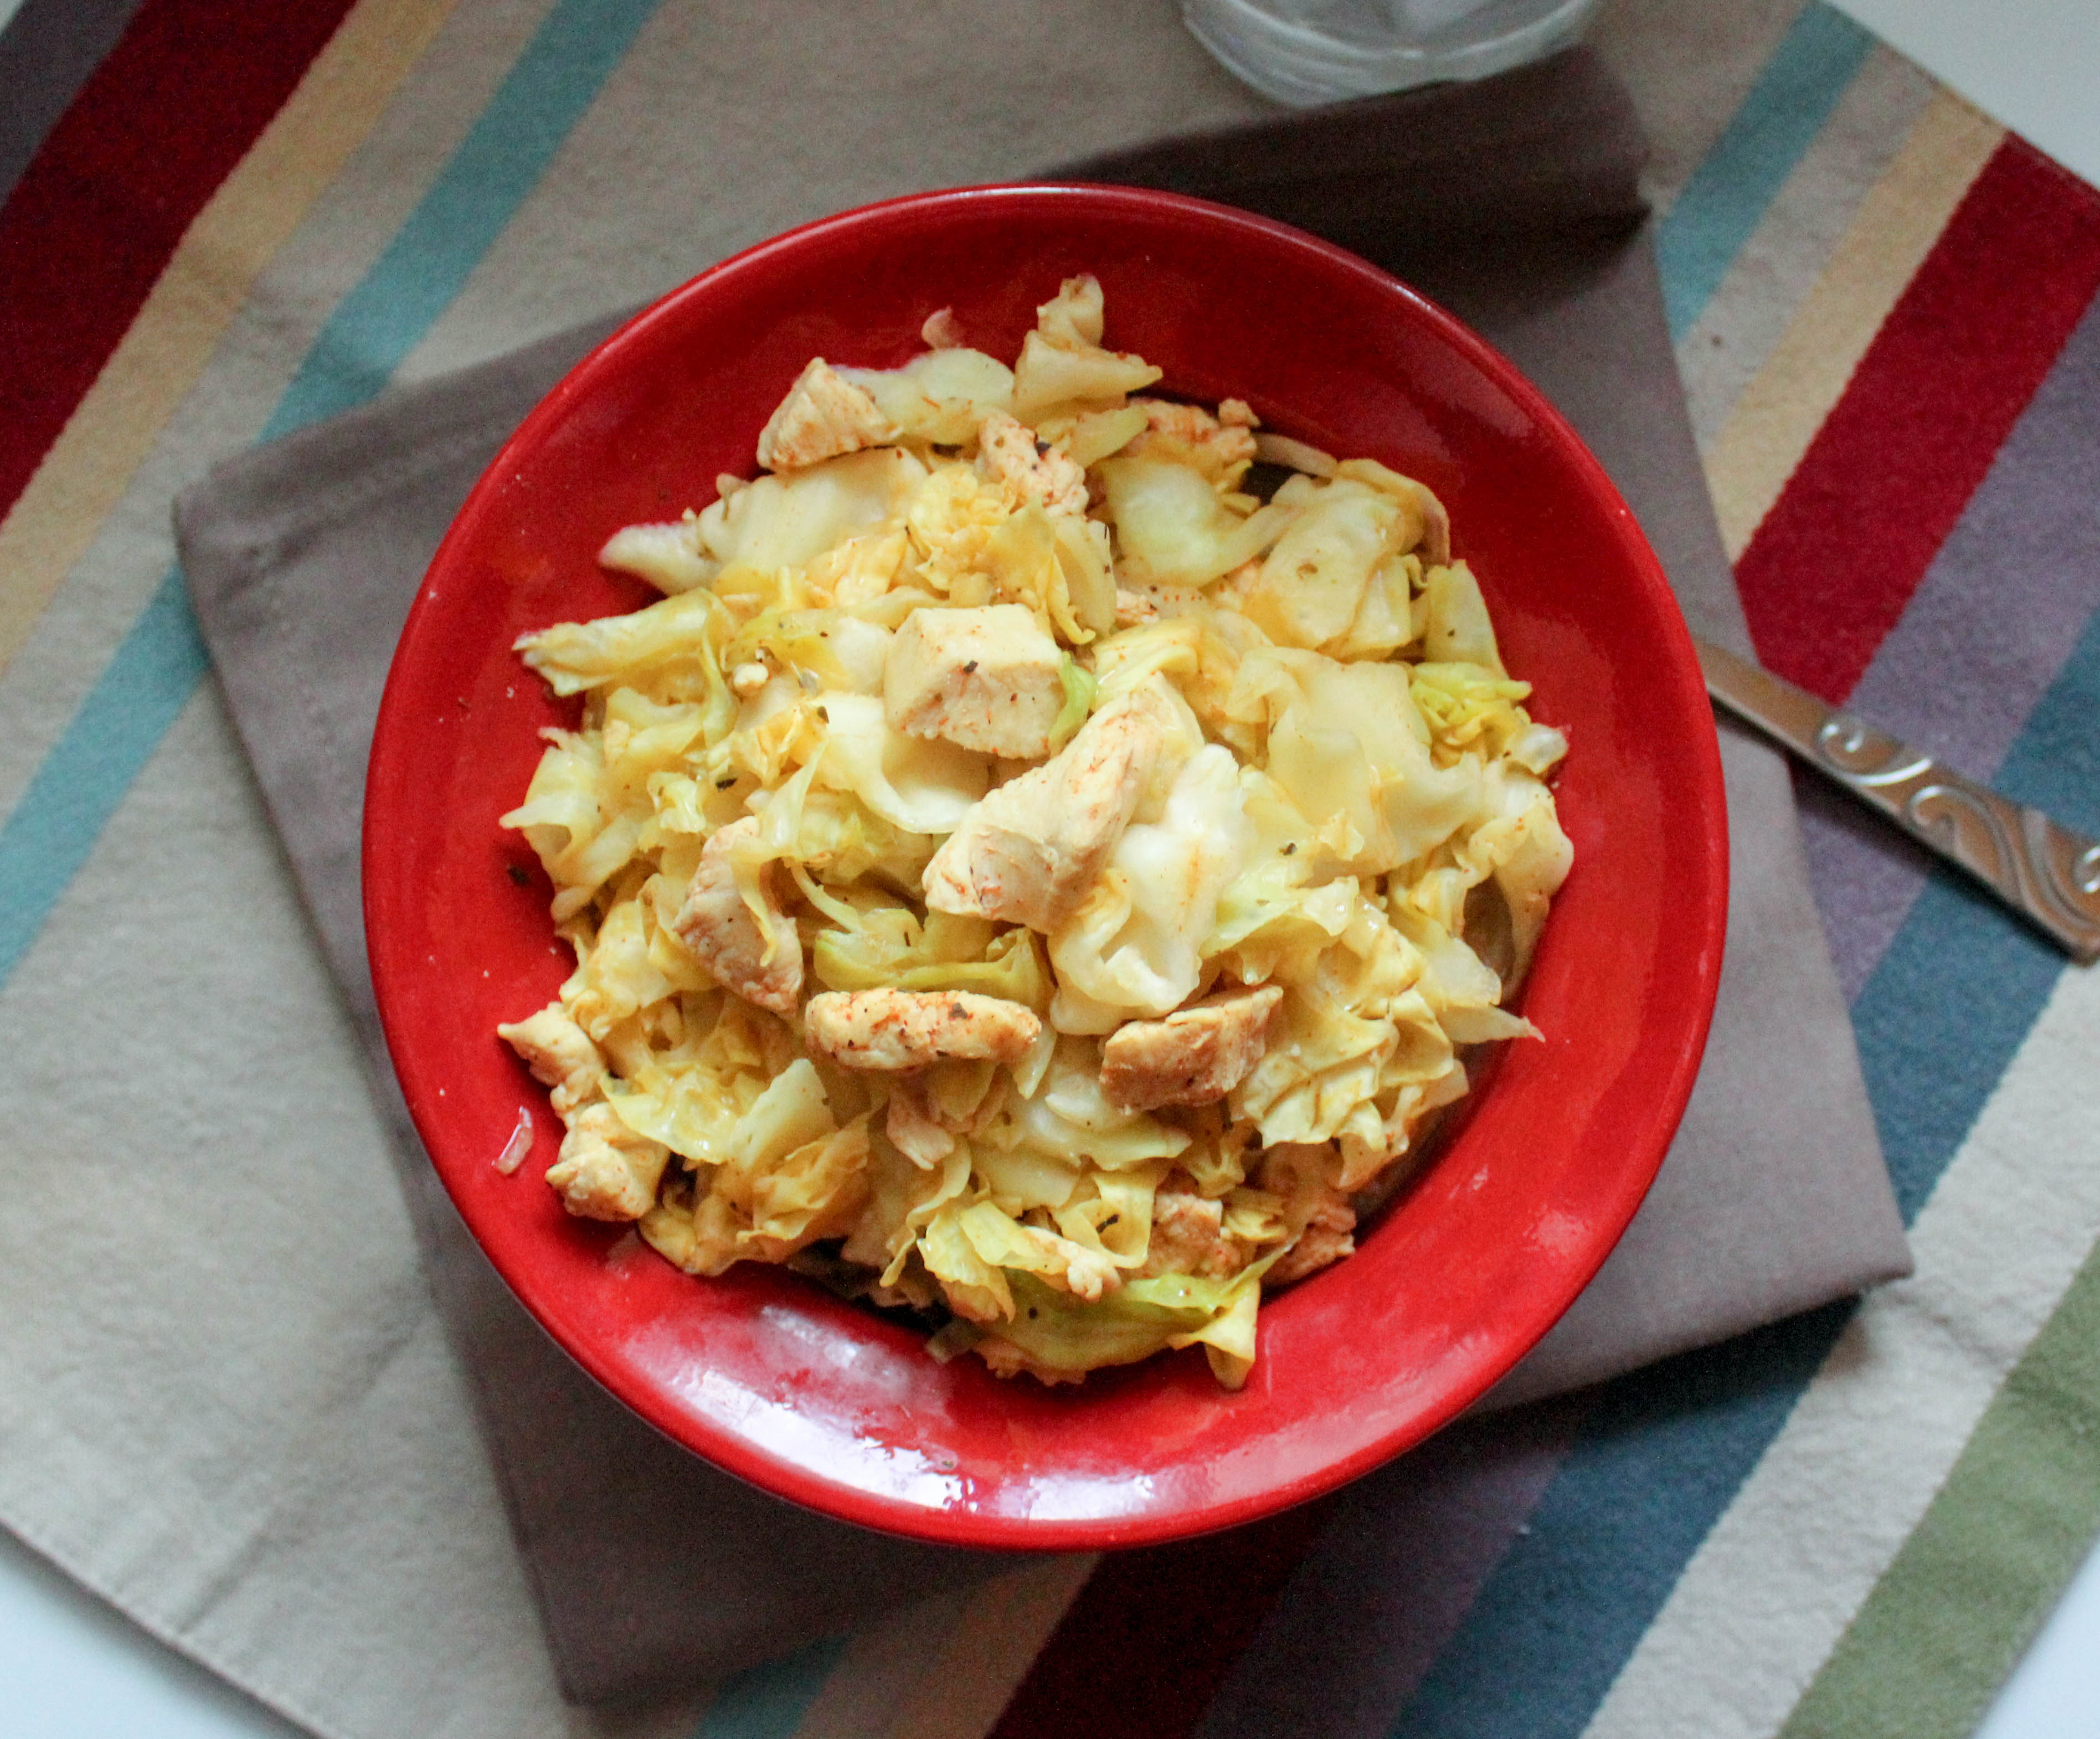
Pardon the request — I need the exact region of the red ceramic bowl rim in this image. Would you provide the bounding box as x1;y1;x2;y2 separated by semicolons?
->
366;183;1728;1548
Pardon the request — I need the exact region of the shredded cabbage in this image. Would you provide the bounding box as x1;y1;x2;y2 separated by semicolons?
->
499;275;1570;1389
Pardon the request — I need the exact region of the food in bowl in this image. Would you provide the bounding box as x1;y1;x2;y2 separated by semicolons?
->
496;273;1572;1388
369;183;1726;1545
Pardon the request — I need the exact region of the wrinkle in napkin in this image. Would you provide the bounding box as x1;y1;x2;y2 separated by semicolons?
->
176;47;1908;1705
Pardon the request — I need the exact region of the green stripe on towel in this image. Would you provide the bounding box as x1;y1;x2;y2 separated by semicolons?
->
1777;1221;2100;1739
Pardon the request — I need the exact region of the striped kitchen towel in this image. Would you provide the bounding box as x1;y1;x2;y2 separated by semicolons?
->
171;34;1907;1707
0;2;2096;1737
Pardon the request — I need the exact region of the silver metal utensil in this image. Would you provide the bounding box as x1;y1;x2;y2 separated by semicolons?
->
1698;638;2100;964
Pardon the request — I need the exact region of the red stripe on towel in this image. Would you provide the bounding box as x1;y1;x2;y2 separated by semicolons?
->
1734;137;2100;703
990;1501;1334;1739
0;0;358;526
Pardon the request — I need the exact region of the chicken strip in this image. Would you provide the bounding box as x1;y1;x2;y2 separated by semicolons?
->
1259;1143;1357;1285
804;989;1040;1072
497;1002;605;1115
544;1102;670;1222
921;687;1166;933
672;816;802;1016
1113;586;1160;626
1099;984;1284;1112
884;602;1065;758
1139;1179;1251;1279
1126;396;1258;485
976;409;1088;517
755;358;898;471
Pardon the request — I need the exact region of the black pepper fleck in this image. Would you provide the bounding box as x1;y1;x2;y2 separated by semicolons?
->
716;775;737;789
962;660;979;674
506;863;531;887
1282;841;1298;855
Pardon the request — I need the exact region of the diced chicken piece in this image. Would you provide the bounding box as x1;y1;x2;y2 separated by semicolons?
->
544;1102;670;1222
976;409;1088;518
922;688;1165;933
1136;399;1244;445
804;989;1040;1072
1258;1143;1357;1285
1128;397;1259;480
884;602;1065;758
1113;586;1159;626
1218;398;1258;428
1269;1199;1356;1284
755;358;899;472
497;1004;605;1116
672;817;802;1016
1117;578;1217;625
1139;1178;1251;1279
1100;985;1284;1112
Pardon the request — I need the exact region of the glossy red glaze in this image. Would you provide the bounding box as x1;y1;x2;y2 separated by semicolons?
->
364;186;1727;1550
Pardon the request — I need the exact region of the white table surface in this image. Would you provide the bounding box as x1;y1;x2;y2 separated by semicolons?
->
2;0;2097;1733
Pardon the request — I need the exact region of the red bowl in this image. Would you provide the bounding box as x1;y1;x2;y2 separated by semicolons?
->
364;184;1727;1550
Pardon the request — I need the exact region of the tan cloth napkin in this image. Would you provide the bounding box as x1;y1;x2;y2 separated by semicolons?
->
175;48;1908;1705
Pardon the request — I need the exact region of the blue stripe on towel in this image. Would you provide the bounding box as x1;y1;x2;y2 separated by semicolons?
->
265;0;664;439
1393;1301;1858;1739
1383;607;2100;1738
0;569;208;983
0;0;664;990
692;1635;850;1739
1658;1;1875;339
1859;583;2100;1227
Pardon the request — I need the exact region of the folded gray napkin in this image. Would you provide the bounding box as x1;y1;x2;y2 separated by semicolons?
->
176;48;1908;1705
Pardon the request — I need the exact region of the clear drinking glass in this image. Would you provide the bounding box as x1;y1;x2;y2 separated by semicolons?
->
1183;0;1602;106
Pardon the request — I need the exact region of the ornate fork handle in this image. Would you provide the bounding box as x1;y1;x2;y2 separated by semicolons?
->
1697;639;2100;965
